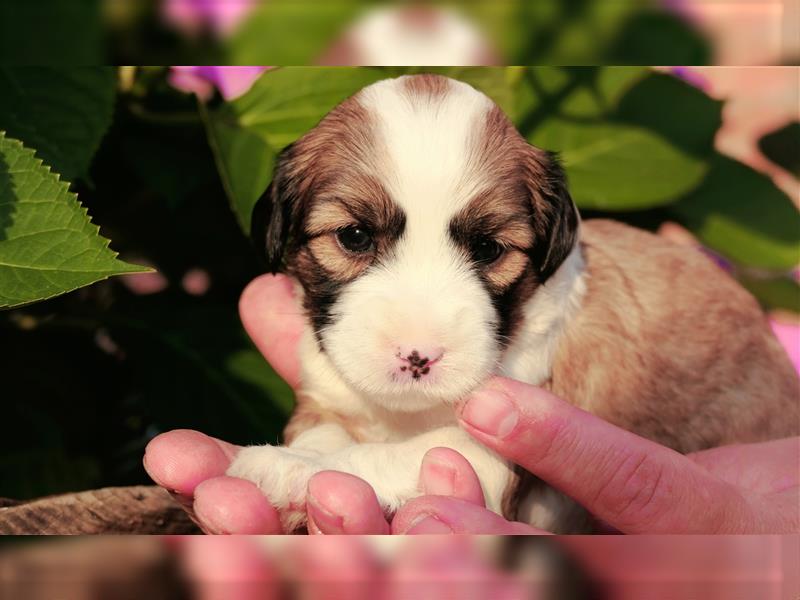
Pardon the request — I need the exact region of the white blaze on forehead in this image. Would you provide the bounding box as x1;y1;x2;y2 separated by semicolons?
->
358;76;495;237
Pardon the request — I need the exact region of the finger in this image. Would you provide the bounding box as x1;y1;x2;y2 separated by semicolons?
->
193;476;283;534
144;429;240;498
306;471;391;534
239;273;304;389
390;537;528;600
392;496;543;534
457;377;754;534
419;447;486;506
178;536;281;600
285;537;381;600
688;437;800;493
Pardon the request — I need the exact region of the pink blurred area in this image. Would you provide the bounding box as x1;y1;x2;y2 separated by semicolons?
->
182;267;212;296
162;0;258;37
663;66;800;204
168;66;269;100
119;267;169;295
1;535;796;599
770;319;800;375
664;0;797;65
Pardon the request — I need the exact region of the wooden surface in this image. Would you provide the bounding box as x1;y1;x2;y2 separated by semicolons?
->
0;486;200;534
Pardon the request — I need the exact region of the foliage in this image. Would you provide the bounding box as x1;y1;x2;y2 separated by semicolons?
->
0;133;147;309
1;66;798;499
0;67;116;181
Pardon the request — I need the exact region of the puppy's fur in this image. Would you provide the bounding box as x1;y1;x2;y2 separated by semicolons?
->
229;74;799;532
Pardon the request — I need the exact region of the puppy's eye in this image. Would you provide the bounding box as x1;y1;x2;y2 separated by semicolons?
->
470;237;504;265
336;225;374;253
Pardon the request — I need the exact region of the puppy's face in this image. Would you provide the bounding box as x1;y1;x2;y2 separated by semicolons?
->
254;75;578;411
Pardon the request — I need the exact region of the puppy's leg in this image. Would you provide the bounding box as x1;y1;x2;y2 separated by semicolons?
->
327;426;513;516
227;426;513;530
226;422;356;531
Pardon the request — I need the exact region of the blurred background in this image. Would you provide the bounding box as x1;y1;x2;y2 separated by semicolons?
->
1;64;797;503
2;0;798;66
1;535;798;599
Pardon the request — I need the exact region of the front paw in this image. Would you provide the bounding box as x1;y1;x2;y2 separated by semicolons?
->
226;445;322;531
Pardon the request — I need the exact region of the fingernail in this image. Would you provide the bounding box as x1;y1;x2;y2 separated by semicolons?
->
406;515;453;534
420;456;457;496
306;496;344;534
459;388;518;439
192;503;228;535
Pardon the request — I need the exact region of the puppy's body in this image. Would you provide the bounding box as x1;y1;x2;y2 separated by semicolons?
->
228;75;799;532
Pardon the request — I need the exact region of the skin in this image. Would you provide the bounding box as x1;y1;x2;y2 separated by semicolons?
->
143;273;800;535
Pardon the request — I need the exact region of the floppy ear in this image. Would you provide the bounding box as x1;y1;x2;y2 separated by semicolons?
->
528;151;580;282
250;147;298;273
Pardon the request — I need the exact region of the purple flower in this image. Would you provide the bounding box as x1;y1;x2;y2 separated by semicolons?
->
162;0;258;37
169;66;269;101
669;67;710;92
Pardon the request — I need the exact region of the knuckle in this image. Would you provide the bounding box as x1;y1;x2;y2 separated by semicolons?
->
530;413;582;472
592;452;671;526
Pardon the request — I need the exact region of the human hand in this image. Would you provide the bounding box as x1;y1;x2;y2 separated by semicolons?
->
394;377;799;534
146;274;798;534
144;274;401;533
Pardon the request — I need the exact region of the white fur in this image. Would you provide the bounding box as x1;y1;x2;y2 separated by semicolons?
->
501;245;586;386
227;77;585;529
343;6;490;66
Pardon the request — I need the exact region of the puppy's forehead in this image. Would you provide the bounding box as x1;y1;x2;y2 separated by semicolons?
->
358;75;496;218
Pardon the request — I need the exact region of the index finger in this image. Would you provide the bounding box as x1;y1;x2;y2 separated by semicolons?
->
456;377;754;534
239;273;305;389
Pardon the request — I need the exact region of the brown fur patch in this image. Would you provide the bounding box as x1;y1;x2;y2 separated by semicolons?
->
551;219;800;452
485;250;529;290
401;73;450;100
283;393;370;445
305;174;404;239
269;91;406;334
449;105;578;341
306;235;373;280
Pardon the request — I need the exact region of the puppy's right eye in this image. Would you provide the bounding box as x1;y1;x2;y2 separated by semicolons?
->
336;225;374;253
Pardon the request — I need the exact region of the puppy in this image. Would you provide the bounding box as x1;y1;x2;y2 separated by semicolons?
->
227;74;799;532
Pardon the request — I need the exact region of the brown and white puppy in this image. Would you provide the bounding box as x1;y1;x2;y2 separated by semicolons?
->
227;74;800;532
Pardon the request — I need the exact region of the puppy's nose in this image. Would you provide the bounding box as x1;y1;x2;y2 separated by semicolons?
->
396;346;444;380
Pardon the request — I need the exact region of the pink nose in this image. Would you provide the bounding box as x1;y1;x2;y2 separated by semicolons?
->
396;347;444;380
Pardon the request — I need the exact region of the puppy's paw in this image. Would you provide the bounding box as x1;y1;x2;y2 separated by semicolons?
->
226;445;323;531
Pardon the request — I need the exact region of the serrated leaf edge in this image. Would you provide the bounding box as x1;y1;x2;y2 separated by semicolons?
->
0;131;153;310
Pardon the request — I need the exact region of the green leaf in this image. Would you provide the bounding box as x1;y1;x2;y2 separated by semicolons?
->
671;154;800;271
227;0;361;65
517;67;648;131
0;133;149;309
517;68;708;211
529;119;708;210
0;0;104;65
609;11;710;65
615;71;723;157
466;1;705;65
203;67;386;231
739;275;800;314
758;122;800;178
0;67;116;182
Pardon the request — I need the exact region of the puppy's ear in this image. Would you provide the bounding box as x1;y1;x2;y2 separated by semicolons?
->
250;147;298;273
528;151;580;282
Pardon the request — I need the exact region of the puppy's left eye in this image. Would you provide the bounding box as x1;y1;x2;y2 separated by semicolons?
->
337;225;374;253
470;237;504;265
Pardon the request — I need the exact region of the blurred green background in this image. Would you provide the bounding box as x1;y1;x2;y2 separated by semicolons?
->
1;66;798;499
2;0;714;65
